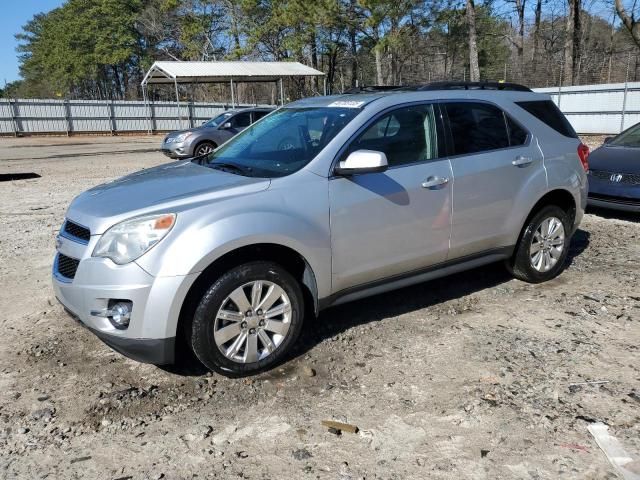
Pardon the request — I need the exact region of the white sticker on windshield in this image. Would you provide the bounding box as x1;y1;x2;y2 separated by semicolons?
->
328;100;365;108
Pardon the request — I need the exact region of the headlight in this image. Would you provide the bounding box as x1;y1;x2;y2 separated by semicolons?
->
165;132;191;144
93;213;176;265
174;132;192;143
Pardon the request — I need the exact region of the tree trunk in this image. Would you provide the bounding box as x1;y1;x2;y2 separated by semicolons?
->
515;0;526;79
349;26;358;87
563;0;574;86
310;32;319;92
348;0;358;87
615;0;640;48
532;0;542;74
466;0;480;82
375;47;384;85
571;0;582;85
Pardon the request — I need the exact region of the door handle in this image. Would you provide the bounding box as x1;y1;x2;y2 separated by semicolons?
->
421;176;449;189
512;155;533;167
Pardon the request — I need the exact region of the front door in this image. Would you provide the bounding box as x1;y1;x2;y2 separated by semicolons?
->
218;111;252;142
329;104;452;293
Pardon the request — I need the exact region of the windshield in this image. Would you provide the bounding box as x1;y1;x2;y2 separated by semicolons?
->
609;123;640;147
205;107;361;177
203;112;233;128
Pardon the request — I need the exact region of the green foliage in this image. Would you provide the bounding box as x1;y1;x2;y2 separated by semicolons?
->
17;0;145;98
12;0;640;98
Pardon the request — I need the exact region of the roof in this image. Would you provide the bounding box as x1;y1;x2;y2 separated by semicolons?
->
142;61;325;85
287;88;547;109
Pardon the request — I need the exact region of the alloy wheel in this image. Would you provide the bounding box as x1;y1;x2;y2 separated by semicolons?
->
213;280;291;363
196;144;214;156
529;216;565;272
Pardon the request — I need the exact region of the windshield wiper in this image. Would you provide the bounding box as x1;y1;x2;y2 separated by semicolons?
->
208;162;252;176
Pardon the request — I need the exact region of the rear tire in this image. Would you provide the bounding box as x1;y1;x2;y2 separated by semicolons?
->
507;205;572;283
190;261;304;377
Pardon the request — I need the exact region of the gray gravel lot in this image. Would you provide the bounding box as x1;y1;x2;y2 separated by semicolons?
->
0;135;638;479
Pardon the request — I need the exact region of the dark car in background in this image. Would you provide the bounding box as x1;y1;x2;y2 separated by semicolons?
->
161;107;274;159
588;122;640;212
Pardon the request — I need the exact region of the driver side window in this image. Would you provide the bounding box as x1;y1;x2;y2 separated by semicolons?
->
346;104;440;167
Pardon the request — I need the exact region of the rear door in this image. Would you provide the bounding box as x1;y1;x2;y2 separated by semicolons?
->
251;110;270;123
442;101;544;258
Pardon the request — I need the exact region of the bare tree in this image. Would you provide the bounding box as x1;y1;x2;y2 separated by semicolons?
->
466;0;480;81
532;0;543;73
615;0;640;47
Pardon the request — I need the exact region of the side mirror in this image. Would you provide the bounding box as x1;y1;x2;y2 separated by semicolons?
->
334;150;388;176
603;136;613;144
220;122;232;129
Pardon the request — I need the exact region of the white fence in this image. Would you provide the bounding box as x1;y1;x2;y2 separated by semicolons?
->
3;84;638;136
0;98;270;136
534;82;640;135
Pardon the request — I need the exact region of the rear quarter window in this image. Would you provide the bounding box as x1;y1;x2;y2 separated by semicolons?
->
516;100;577;138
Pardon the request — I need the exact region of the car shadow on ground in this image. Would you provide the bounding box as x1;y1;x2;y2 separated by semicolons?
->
586;206;639;223
295;228;590;362
164;229;590;377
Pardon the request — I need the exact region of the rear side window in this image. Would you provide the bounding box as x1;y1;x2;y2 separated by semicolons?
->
444;102;510;155
516;100;577;138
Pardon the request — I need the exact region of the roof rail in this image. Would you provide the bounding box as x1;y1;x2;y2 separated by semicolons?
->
409;81;532;92
343;85;403;94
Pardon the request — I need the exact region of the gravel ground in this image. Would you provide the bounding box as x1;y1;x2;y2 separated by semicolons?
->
0;136;638;479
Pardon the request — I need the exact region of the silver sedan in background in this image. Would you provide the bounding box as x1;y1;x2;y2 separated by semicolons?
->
161;107;273;159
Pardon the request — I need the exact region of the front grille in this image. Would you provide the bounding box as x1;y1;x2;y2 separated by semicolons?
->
588;193;640;206
63;220;90;243
56;253;80;280
589;170;640;185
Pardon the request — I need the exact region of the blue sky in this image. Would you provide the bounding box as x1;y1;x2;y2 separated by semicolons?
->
1;1;64;86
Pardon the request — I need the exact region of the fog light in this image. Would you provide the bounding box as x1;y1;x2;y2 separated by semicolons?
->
109;302;131;329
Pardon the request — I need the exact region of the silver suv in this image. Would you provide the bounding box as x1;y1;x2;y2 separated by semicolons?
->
53;83;589;376
162;107;273;159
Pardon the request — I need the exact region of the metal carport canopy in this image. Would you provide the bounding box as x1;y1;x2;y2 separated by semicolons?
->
142;61;325;85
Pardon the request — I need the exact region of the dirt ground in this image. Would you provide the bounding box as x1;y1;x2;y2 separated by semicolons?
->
0;135;638;480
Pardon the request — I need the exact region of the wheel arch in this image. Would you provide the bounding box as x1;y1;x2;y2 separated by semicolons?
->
526;189;577;226
176;243;319;346
515;188;577;248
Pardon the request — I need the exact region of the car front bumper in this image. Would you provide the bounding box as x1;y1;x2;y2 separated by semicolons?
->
161;141;192;159
52;234;198;365
588;193;640;212
587;175;640;212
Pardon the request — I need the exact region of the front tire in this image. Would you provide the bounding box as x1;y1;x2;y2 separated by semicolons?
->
507;205;572;283
194;141;216;157
190;262;304;376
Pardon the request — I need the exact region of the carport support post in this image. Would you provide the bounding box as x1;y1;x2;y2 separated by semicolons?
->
279;78;284;106
142;85;152;135
620;52;631;133
230;78;235;108
174;77;182;129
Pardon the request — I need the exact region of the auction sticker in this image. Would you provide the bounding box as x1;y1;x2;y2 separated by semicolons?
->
328;100;366;108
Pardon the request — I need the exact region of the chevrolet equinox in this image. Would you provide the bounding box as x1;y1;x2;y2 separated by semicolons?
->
53;82;589;376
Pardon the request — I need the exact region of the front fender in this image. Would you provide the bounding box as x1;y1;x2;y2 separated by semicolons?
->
135;174;332;298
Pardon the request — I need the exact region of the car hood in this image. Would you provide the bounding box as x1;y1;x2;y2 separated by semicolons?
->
66;161;270;234
164;127;205;138
589;145;640;174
